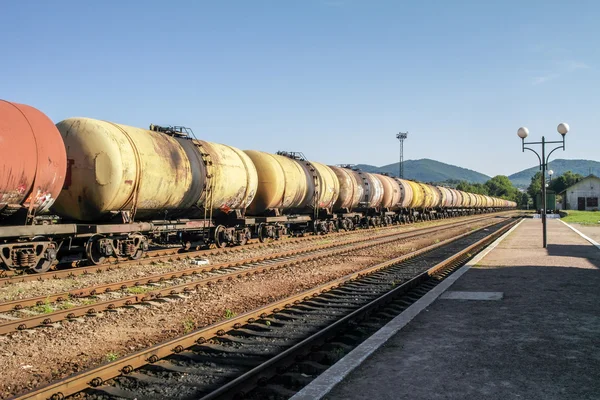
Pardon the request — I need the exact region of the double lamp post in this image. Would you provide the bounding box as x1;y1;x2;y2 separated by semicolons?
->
517;123;569;248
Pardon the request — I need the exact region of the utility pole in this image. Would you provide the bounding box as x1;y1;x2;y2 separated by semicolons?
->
396;131;408;179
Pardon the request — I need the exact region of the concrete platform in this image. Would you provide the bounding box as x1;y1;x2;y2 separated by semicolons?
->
294;219;600;400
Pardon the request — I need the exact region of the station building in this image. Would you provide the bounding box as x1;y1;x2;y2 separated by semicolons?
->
559;174;600;210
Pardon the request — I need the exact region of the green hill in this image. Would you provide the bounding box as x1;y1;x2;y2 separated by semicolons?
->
354;159;490;184
508;159;600;188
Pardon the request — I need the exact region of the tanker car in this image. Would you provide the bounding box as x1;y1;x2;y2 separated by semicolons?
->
0;100;516;273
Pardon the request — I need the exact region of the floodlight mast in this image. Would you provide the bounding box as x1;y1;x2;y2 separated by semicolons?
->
396;132;408;179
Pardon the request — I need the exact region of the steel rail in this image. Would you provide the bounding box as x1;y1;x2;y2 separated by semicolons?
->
0;214;502;291
0;212;512;283
10;218;518;400
0;216;502;334
0;216;487;314
200;217;521;400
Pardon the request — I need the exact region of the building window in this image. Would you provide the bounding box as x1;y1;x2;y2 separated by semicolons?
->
587;197;598;207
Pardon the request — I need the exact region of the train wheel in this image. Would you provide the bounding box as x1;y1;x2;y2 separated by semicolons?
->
214;225;228;248
28;236;55;273
258;223;273;243
86;234;108;265
130;248;144;260
129;233;147;260
30;258;51;273
239;228;251;246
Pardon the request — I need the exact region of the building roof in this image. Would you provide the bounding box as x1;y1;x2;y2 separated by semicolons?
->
558;174;600;195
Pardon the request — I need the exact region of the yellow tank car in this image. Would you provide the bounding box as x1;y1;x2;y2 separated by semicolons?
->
406;180;425;208
244;150;308;214
53;118;197;221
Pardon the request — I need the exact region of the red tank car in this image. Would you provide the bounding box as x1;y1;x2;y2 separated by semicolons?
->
0;100;66;222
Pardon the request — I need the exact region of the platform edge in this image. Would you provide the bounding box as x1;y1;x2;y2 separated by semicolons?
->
290;218;524;400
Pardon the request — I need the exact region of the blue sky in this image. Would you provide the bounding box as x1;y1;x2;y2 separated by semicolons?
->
1;1;598;177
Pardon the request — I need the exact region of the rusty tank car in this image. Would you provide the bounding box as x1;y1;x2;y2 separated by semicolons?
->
0;100;67;272
0;99;516;273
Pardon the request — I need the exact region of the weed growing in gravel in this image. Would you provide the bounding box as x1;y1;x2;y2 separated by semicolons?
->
265;320;271;326
332;347;345;361
224;309;236;319
183;317;196;333
391;279;403;287
434;239;441;244
80;297;97;306
127;286;152;294
32;297;53;314
105;352;119;362
57;301;75;310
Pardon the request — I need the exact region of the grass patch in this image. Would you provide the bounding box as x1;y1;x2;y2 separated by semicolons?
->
560;210;600;225
182;317;196;333
224;309;236;319
32;297;53;314
57;301;75;310
105;352;119;362
80;297;97;306
127;286;153;294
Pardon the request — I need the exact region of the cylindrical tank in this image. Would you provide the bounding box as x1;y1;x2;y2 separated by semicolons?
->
53;118;197;221
406;180;425;208
468;193;478;208
438;187;453;208
418;183;434;208
449;188;462;207
457;190;469;207
429;185;442;208
374;174;402;210
356;171;384;209
484;195;493;208
477;194;485;208
199;141;258;213
394;178;413;208
244;150;308;214
53;118;258;221
0;100;66;220
329;166;363;211
312;161;339;209
272;154;339;211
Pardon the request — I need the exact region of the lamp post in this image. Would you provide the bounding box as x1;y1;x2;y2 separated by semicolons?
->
517;123;569;248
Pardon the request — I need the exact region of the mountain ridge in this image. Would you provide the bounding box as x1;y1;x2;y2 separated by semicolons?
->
354;158;600;187
354;158;490;184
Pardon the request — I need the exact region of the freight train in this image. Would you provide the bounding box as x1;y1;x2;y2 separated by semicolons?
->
0;100;516;273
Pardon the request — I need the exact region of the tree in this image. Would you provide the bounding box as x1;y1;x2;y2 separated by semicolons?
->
527;171;543;200
456;176;526;207
521;192;530;208
548;171;584;194
485;175;517;198
456;181;489;195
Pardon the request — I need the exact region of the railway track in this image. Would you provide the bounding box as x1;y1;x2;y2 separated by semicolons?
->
9;217;520;400
0;212;513;283
0;215;503;334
